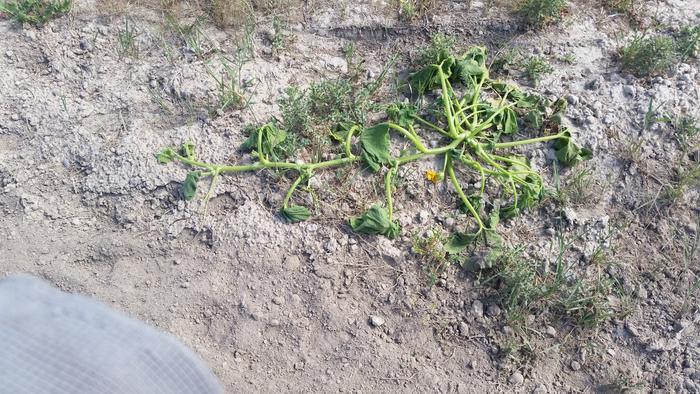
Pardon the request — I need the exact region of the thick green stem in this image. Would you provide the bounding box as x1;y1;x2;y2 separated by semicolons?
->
491;133;565;149
384;166;396;220
283;174;305;208
447;162;484;231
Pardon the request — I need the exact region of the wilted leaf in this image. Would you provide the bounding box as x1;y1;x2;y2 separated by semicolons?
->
183;171;201;201
330;121;357;143
386;103;417;129
281;205;311;223
157;148;176;164
445;231;478;254
360;124;391;172
409;56;455;95
241;123;288;156
453;46;489;84
181;142;196;160
349;205;400;238
554;130;593;166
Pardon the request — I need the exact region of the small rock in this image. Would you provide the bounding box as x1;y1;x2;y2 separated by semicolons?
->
623;85;636;97
417;210;431;224
570;360;581;371
458;322;469;337
180;282;190;288
79;38;93;51
472;300;484;317
369;315;385;328
509;372;524;385
272;296;285;305
5;50;13;58
625;321;640;337
486;304;501;317
10;114;19;121
545;326;557;337
566;94;579;106
533;384;548;394
285;255;301;271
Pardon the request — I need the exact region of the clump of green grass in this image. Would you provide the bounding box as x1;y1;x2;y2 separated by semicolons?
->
523;56;553;86
0;0;70;25
118;17;139;57
677;24;700;62
518;0;566;28
481;235;619;331
673;116;700;154
206;55;248;114
619;35;676;77
412;229;456;286
396;0;436;20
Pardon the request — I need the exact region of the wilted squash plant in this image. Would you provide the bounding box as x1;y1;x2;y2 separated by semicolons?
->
157;46;591;253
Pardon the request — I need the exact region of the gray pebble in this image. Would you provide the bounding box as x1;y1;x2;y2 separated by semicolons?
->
509;372;524;385
272;296;285;305
369;315;385;327
472;300;484;317
545;326;557;337
623;85;636;97
570;360;581;371
458;321;469;337
180;282;190;288
486;304;501;317
566;94;579;106
533;384;548;394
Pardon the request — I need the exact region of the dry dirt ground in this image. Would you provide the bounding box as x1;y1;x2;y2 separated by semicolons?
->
1;0;700;393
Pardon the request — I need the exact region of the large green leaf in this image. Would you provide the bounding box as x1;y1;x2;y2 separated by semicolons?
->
241;123;288;156
452;46;489;85
183;171;201;201
445;231;478;254
554;130;593;166
360;124;391;172
281;205;311;223
349;205;400;239
386;103;417;129
409;56;455;95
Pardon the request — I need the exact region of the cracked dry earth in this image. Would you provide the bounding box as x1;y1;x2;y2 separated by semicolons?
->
1;0;700;393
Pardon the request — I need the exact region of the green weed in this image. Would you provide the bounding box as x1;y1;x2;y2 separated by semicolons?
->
518;0;566;28
206;55;248;114
551;166;601;207
158;47;590;251
0;0;70;25
673;116;700;154
524;56;553;86
118;17;138;57
412;229;455;286
397;0;435;20
677;24;700;62
620;35;676;77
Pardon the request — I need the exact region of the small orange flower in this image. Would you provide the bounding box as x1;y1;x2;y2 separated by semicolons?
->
425;169;440;183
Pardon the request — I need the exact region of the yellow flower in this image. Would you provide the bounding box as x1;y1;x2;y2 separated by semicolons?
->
425;169;440;183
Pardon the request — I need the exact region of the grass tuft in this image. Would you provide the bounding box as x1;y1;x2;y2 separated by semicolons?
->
517;0;566;28
0;0;70;25
619;35;676;77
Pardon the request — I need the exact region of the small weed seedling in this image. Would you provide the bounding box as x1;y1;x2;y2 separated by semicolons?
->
158;47;590;252
673;116;700;155
118;17;139;57
620;35;676;77
412;229;455;286
0;0;70;25
677;24;700;62
206;56;248;114
524;56;553;87
518;0;566;28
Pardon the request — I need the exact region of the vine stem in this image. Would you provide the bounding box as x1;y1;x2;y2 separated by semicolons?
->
283;174;305;208
384;166;396;220
492;133;565;149
447;161;484;231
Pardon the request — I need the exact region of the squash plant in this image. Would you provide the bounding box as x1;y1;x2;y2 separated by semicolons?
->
157;47;590;252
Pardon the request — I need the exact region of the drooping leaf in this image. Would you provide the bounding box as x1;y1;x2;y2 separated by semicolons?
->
409;56;455;95
157;148;176;164
240;123;288;156
280;205;311;223
386;103;417;129
499;204;520;220
330;121;358;143
453;46;489;85
360;124;391;172
180;142;196;160
500;107;519;134
445;231;479;254
554;130;593;166
349;205;400;239
183;171;201;201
